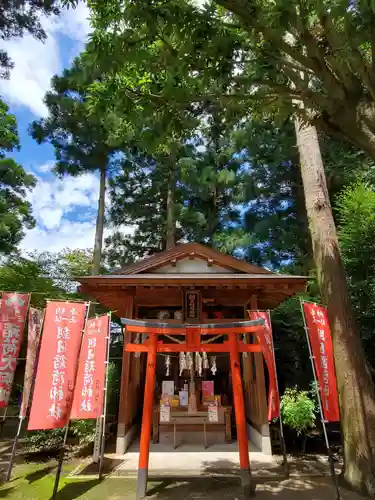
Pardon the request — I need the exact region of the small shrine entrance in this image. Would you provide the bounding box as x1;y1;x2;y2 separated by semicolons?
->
122;318;265;500
77;243;307;496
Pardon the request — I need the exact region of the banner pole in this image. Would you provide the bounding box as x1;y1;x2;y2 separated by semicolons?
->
5;415;24;482
300;300;341;500
0;408;8;438
51;301;91;500
99;312;111;479
6;307;46;482
267;310;289;478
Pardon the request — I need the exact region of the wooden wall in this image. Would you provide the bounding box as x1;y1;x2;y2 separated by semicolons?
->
242;296;268;431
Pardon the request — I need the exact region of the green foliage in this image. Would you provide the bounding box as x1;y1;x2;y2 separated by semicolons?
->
30;248;95;293
26;419;96;451
0;0;77;78
337;181;375;367
70;419;96;444
87;0;375;160
0;249;95;308
106;361;122;416
0;99;36;254
280;387;317;436
25;428;65;452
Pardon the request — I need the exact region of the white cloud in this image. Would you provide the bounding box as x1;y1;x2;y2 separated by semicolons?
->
20;169;134;254
0;1;91;116
21;219;98;253
27;171;100;230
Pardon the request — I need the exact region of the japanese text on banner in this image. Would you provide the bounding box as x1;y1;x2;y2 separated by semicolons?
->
28;302;87;430
20;308;44;417
0;293;30;408
70;314;109;420
248;310;280;421
303;302;340;422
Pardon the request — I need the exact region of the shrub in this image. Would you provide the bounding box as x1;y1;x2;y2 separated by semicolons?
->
281;387;317;436
25;419;96;452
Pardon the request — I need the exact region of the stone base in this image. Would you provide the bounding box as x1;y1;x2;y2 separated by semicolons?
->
247;422;272;455
116;424;138;455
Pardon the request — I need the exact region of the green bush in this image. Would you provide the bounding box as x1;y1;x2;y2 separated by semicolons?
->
26;428;65;451
281;387;317;436
70;419;96;444
25;419;96;452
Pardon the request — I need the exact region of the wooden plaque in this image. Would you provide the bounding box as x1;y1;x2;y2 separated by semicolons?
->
184;290;201;322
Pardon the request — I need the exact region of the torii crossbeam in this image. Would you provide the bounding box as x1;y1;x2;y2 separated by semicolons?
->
121;318;265;499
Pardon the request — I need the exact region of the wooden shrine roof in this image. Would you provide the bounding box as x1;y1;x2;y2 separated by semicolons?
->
111;242;273;275
77;243;308;316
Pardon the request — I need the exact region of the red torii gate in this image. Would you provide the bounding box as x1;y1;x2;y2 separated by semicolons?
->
122;318;266;499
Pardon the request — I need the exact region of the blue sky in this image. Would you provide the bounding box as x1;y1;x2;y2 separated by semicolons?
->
0;2;106;254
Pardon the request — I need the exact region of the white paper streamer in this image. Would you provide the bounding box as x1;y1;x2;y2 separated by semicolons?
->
179;352;187;376
165;355;171;376
210;356;217;376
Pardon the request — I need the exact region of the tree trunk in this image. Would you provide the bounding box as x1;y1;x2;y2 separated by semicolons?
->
294;117;375;496
92;165;106;275
165;171;177;250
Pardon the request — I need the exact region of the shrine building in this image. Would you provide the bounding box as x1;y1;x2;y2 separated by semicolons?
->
78;243;306;459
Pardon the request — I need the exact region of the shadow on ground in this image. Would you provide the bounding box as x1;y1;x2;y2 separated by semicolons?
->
53;479;101;500
25;466;55;484
144;477;364;499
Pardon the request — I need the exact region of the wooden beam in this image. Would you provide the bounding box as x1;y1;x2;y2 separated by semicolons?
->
116;295;134;454
250;295;268;427
125;341;262;353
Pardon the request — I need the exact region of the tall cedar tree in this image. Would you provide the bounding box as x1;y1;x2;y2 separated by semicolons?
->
31;56;119;275
105;131;243;268
87;1;375;492
0;99;35;254
234;118;375;272
295;120;375;495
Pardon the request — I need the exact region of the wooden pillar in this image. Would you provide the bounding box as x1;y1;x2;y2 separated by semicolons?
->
136;333;158;500
251;295;268;426
116;296;134;455
229;332;255;497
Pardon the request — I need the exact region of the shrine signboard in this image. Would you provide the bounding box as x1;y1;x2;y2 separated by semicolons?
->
184;290;200;322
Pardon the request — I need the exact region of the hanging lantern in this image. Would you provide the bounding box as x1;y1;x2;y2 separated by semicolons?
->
203;352;209;370
195;352;202;377
210;356;217;376
179;352;187;376
165;355;171;376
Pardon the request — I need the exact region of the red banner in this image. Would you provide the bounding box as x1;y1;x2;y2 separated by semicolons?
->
28;302;87;430
70;314;109;420
303;302;340;422
248;310;280;420
0;293;30;408
20;308;44;418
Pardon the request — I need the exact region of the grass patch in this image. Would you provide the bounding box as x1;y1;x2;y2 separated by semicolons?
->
0;462;137;499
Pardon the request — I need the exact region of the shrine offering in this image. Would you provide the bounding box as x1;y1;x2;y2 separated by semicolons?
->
162;380;174;396
179;390;188;406
202;380;214;399
70;314;109;420
160;403;171;422
0;293;30;408
208;402;219;422
28;302;87;430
